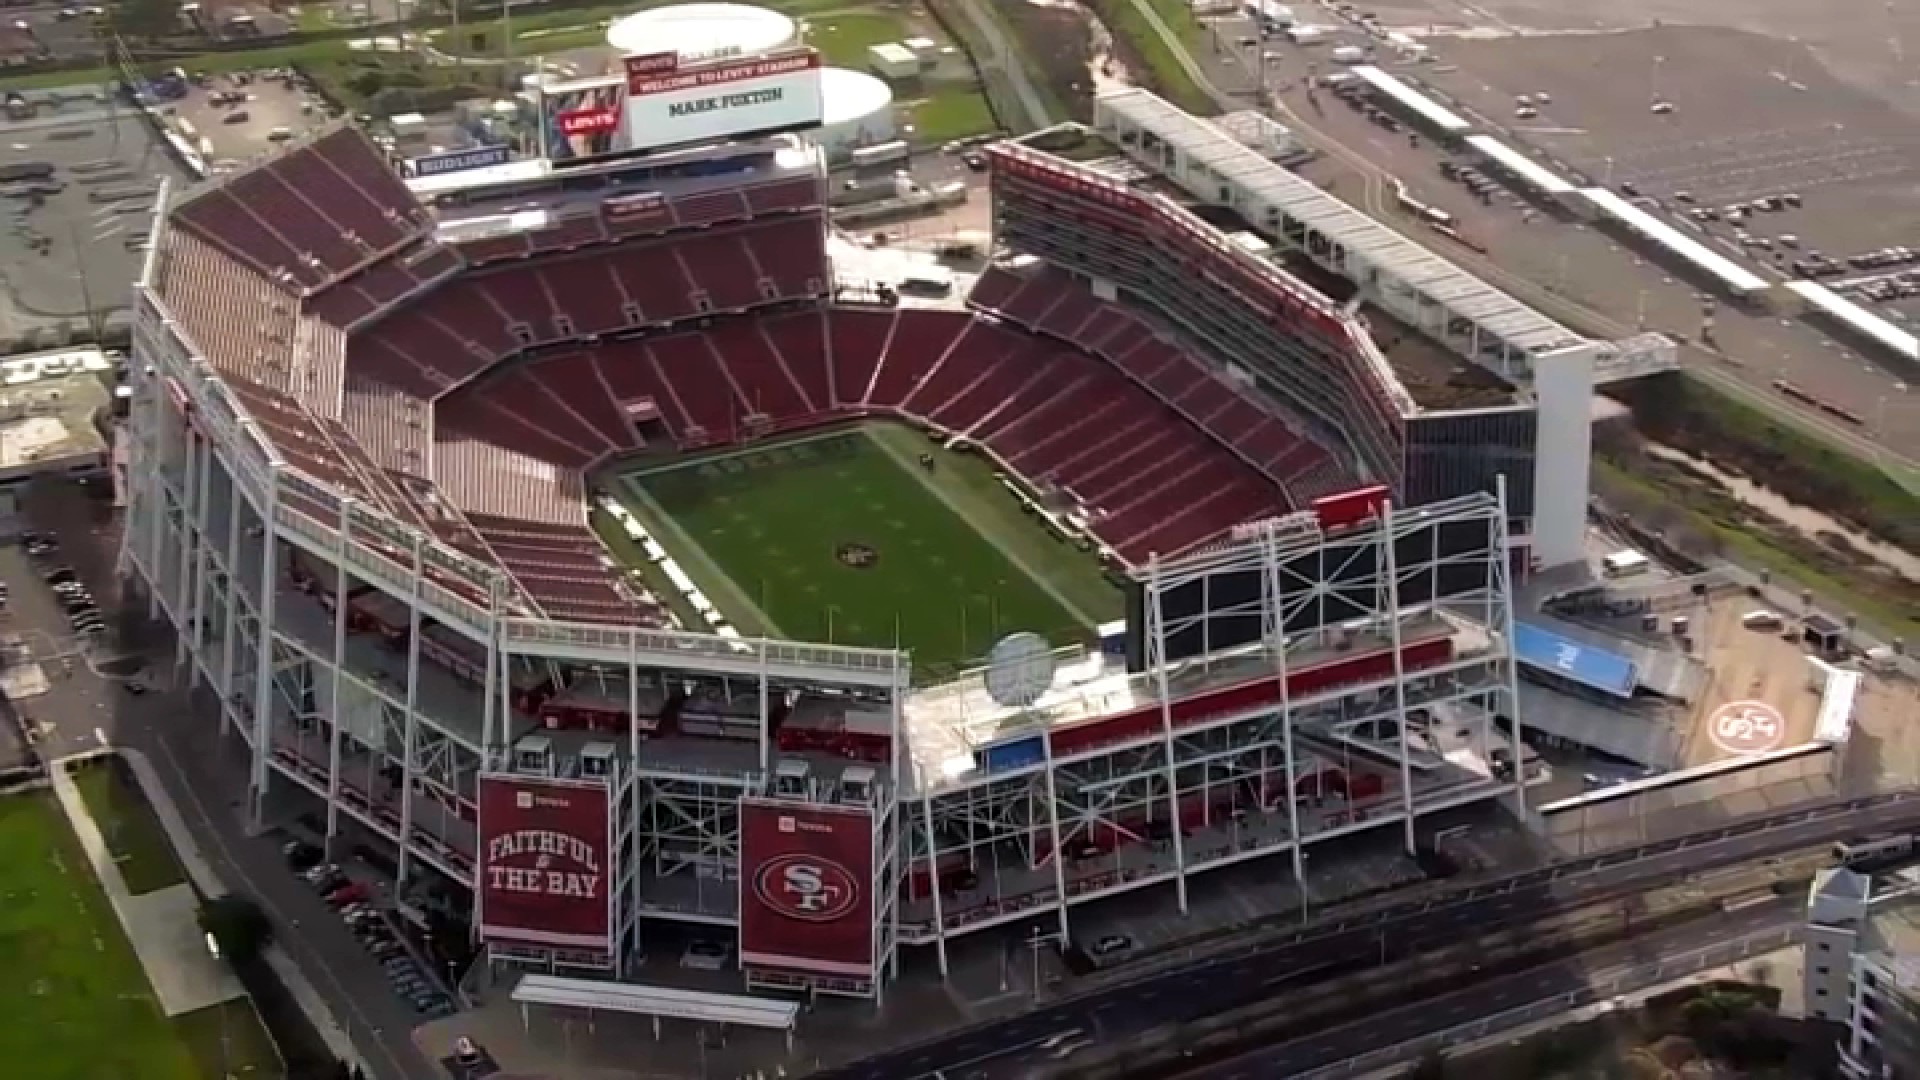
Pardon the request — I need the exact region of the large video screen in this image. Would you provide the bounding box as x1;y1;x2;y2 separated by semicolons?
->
537;50;825;166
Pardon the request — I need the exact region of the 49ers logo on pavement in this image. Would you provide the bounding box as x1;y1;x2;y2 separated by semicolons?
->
753;853;860;922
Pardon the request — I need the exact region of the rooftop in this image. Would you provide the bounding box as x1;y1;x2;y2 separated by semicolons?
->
1867;887;1920;994
1090;89;1589;362
0;349;112;481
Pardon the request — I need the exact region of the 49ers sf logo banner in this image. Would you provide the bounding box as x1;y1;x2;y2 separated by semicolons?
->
739;800;875;978
752;852;860;922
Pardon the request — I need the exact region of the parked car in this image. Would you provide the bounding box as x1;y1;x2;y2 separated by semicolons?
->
282;840;323;870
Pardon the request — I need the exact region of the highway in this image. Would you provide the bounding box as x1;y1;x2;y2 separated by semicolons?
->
825;795;1920;1080
1184;900;1800;1079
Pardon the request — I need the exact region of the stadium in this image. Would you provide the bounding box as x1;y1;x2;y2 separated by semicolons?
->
117;12;1562;1000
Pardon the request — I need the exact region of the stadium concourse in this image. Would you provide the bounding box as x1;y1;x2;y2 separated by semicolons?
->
119;67;1538;1018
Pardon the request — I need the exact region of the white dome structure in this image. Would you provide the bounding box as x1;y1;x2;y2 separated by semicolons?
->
810;67;895;160
605;3;797;64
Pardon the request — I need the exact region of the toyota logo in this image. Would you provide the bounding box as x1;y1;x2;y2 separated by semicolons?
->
753;853;860;922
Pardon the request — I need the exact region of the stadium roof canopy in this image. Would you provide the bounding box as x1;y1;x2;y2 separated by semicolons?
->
1578;187;1773;299
1095;90;1586;361
1346;65;1472;135
1783;280;1919;360
1463;135;1576;197
512;974;801;1029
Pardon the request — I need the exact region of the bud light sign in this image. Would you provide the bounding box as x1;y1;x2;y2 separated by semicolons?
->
405;143;511;178
739;800;874;977
477;774;611;950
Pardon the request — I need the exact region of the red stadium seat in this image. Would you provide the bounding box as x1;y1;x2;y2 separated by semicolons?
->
826;310;895;407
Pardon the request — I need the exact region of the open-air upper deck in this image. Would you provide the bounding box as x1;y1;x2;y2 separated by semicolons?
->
904;609;1492;797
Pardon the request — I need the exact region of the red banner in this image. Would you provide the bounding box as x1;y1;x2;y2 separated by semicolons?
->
739;800;874;977
623;51;680;79
477;775;611;950
557;106;621;137
628;49;821;97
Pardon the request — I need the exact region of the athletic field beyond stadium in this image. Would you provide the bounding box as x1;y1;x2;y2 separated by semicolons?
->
0;792;278;1080
613;422;1124;679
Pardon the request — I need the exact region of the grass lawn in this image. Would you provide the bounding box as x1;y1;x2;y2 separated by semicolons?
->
0;793;277;1080
69;757;186;896
1086;0;1213;115
903;85;1000;142
808;11;907;67
618;423;1121;678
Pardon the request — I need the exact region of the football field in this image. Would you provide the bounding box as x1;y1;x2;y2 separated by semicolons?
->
616;423;1123;678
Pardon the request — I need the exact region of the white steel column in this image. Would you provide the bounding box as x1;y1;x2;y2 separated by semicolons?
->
1379;503;1418;855
1039;738;1071;943
481;580;502;753
1494;477;1527;816
397;535;425;891
174;431;201;670
181;431;212;674
1145;557;1189;915
921;791;948;977
325;501;352;854
757;649;771;773
1262;525;1306;887
248;471;281;834
887;678;906;984
218;467;243;740
626;638;643;976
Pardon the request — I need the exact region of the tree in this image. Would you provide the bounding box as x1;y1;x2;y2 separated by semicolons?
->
199;894;273;966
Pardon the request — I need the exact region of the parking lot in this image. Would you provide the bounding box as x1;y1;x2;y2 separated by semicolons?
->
1422;25;1920;285
166;68;331;169
3;3;107;61
0;93;187;349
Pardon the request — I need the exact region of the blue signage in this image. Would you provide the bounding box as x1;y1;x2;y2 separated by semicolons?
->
407;144;511;178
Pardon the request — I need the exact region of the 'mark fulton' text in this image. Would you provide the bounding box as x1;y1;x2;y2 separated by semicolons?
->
669;87;783;118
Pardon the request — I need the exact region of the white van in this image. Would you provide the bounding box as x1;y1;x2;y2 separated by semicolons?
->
1600;550;1650;578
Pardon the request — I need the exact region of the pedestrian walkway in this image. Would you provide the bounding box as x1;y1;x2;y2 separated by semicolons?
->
49;749;243;1017
59;746;368;1072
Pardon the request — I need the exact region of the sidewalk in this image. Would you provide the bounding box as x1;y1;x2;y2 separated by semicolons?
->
48;749;243;1017
66;745;369;1074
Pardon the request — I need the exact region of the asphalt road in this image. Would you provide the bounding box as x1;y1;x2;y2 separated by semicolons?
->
1190;901;1800;1078
6;478;440;1080
824;793;1920;1080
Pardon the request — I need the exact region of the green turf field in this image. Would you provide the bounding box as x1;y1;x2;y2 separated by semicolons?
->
618;423;1123;678
0;792;279;1080
70;758;187;896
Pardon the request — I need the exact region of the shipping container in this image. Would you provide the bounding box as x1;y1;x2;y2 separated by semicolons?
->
851;140;911;168
1311;484;1390;530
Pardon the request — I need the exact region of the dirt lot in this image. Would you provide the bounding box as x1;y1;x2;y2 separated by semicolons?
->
1680;601;1824;767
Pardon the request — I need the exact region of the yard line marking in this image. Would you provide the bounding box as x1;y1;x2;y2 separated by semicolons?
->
867;427;1102;631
